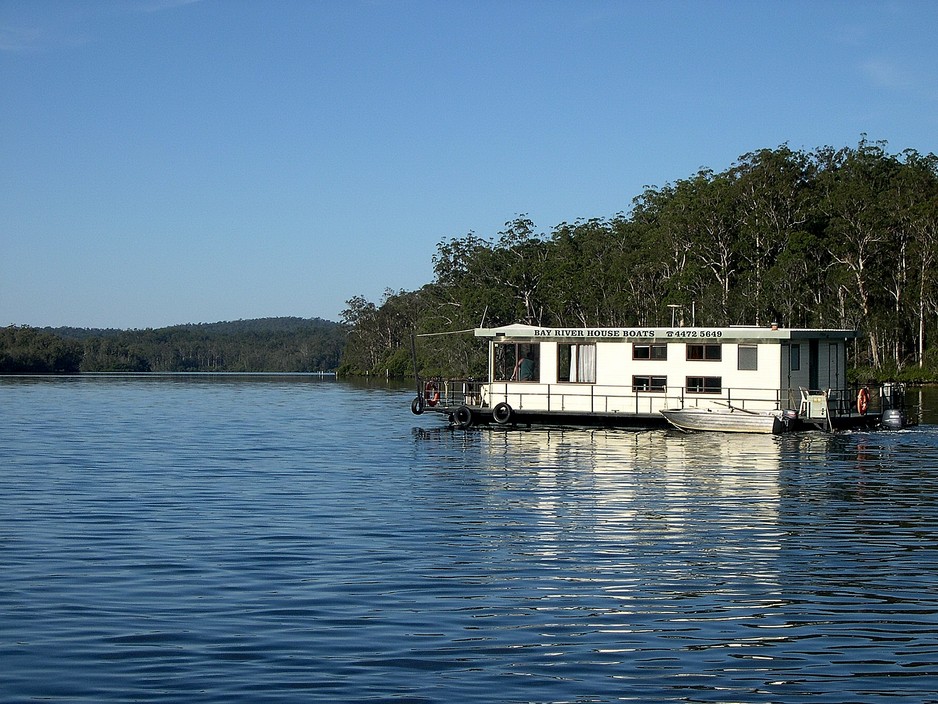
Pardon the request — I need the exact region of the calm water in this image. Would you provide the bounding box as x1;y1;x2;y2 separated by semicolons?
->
2;376;938;703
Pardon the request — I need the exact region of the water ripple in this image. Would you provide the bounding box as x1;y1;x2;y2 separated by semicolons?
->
1;377;937;702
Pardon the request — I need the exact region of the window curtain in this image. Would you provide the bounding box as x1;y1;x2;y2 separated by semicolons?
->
569;344;596;382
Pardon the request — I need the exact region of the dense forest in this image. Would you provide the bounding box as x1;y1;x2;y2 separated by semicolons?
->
1;318;344;374
340;140;938;382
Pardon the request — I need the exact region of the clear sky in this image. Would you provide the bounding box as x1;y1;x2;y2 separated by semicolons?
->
3;0;938;329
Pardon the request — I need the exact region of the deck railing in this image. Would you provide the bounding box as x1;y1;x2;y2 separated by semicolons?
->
485;382;785;416
418;378;486;409
798;385;888;419
419;377;894;420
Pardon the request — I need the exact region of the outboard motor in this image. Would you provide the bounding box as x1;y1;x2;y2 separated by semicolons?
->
881;408;906;430
880;382;908;430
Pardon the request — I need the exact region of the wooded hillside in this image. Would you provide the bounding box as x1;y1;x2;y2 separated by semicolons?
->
1;318;345;373
340;140;938;382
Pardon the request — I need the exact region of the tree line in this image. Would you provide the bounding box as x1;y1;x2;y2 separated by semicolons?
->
1;318;345;374
340;139;938;382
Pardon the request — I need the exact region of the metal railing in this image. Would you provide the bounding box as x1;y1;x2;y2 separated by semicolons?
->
417;378;486;409
484;381;785;416
797;385;888;419
418;377;902;420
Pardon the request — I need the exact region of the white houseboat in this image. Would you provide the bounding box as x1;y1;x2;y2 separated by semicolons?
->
411;324;908;433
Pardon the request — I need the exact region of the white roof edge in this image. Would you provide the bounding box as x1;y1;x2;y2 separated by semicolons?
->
474;324;859;340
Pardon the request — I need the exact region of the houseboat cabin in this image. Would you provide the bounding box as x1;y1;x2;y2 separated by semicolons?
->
412;324;904;432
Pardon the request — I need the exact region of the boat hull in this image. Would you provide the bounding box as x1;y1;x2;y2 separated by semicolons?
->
660;408;785;434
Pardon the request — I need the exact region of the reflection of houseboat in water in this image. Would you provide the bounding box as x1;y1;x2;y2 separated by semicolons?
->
411;324;910;433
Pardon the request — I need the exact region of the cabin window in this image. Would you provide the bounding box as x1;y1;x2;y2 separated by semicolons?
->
633;375;666;392
686;344;721;361
557;343;596;383
790;344;801;371
633;343;668;360
494;343;540;382
738;345;758;371
686;376;722;394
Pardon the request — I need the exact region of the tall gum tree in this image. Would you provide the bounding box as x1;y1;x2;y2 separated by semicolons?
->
492;216;549;326
658;170;741;324
816;140;899;368
894;150;938;367
631;182;702;323
731;146;813;325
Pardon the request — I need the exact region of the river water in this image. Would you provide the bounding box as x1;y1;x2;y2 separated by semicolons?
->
2;375;937;703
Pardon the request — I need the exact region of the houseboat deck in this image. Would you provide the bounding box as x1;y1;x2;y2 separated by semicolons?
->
414;378;888;433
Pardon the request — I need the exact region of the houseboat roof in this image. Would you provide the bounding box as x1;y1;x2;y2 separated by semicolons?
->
475;324;859;342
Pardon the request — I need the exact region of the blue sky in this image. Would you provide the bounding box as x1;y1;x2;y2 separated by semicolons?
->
3;0;938;329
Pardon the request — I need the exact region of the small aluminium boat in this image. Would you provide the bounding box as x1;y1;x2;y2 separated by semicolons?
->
660;407;789;434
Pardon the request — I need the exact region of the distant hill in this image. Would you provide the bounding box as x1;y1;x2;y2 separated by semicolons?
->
2;318;346;374
45;316;340;339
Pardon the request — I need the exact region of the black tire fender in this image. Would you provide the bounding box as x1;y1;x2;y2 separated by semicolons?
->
492;402;513;425
411;395;425;415
455;405;473;429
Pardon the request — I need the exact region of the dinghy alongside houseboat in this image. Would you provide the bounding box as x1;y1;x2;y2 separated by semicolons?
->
659;406;792;434
410;324;909;433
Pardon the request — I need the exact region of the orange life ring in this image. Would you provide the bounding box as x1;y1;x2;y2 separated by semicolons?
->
424;381;441;407
857;387;870;415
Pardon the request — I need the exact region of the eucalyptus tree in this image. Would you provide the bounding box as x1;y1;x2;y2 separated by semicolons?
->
694;171;744;322
429;232;493;329
546;217;635;326
606;215;670;326
420;231;521;377
377;289;423;353
645;170;741;324
815;140;900;368
764;228;831;328
544;220;593;326
630;182;699;322
892;149;938;367
339;289;431;374
878;156;916;366
731;146;814;325
340;294;383;372
491;216;551;325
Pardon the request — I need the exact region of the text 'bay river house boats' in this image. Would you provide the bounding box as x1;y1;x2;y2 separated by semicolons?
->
410;324;909;434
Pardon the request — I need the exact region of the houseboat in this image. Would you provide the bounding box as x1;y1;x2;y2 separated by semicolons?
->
410;324;909;433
